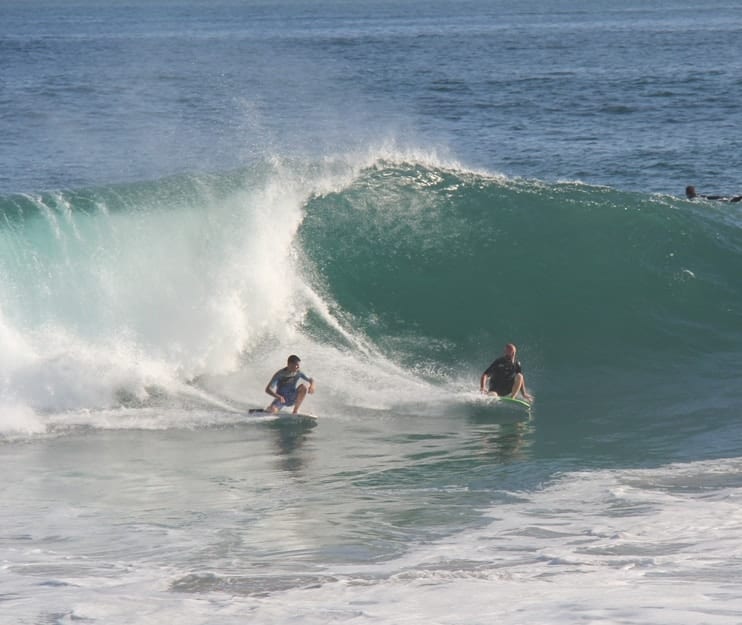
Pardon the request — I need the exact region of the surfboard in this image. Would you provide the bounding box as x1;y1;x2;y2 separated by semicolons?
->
464;394;532;420
247;408;318;424
497;396;531;410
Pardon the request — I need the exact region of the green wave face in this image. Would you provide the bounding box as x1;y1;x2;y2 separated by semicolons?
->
300;163;742;387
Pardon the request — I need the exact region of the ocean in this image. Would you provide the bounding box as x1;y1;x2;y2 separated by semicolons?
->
2;1;742;623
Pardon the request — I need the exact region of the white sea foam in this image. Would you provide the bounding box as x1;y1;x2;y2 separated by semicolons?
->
3;457;741;624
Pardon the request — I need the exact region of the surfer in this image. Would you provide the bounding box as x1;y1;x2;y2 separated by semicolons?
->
480;343;533;402
685;185;742;202
264;354;316;414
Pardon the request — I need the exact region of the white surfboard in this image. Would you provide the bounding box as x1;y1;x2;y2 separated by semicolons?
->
247;408;318;424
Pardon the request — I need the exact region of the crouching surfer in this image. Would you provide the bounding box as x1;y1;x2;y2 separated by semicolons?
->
480;343;533;402
265;354;316;414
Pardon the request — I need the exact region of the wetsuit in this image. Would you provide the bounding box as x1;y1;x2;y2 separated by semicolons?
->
484;357;522;396
268;367;312;409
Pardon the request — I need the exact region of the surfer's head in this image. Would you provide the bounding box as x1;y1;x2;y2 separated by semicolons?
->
685;185;697;199
287;354;301;371
504;343;516;358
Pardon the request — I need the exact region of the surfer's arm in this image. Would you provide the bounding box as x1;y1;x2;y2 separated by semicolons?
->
480;372;489;393
265;371;284;402
301;373;316;394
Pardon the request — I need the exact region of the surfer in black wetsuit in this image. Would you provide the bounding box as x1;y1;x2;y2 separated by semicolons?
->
480;343;533;402
685;185;742;202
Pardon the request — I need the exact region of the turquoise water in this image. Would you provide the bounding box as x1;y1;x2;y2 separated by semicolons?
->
2;2;742;623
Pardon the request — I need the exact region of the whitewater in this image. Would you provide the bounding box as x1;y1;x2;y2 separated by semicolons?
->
2;1;742;624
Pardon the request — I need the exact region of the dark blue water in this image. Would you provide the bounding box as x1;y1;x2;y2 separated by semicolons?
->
3;0;742;195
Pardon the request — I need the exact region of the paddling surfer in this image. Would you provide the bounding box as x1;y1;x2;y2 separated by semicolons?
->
685;185;742;202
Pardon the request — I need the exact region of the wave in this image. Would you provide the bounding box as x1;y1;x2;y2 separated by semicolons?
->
1;154;741;435
301;162;742;377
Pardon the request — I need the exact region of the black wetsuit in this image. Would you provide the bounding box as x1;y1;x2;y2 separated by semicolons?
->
484;356;522;396
698;194;742;202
